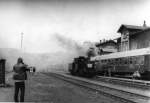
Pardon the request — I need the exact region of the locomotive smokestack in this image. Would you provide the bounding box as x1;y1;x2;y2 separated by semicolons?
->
86;47;96;58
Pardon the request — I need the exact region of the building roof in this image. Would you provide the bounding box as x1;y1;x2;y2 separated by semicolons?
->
117;24;150;33
96;40;117;47
130;28;150;37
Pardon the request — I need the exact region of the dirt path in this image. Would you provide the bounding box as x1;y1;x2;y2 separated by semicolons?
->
0;72;121;103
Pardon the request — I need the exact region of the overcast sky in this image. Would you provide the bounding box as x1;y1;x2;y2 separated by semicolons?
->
0;0;150;53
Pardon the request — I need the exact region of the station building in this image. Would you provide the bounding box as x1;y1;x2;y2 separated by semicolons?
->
117;21;150;52
95;21;150;55
95;40;118;55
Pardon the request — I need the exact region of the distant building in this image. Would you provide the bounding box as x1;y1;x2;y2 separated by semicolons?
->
117;21;150;51
95;40;118;55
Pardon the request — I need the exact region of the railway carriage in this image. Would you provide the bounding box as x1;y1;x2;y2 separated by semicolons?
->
91;48;150;80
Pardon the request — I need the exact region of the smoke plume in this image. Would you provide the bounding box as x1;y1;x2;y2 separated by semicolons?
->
52;33;87;57
0;33;97;72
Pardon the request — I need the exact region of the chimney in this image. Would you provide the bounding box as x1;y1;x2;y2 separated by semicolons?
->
100;40;102;44
143;20;147;27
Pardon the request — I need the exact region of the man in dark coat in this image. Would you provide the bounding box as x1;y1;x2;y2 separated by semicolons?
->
13;57;29;102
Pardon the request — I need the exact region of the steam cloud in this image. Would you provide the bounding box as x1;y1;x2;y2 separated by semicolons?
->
0;33;97;72
52;33;87;57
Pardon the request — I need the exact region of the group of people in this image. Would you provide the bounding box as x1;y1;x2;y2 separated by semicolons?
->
13;57;35;102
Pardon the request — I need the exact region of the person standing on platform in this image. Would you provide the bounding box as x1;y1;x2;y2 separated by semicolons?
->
13;57;29;102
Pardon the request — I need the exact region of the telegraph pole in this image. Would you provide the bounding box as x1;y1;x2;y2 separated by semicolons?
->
21;32;23;50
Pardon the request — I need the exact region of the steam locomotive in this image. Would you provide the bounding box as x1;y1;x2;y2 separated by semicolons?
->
68;56;96;77
68;48;150;80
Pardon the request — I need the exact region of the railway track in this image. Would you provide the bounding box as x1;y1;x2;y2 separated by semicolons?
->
94;76;150;90
44;72;150;103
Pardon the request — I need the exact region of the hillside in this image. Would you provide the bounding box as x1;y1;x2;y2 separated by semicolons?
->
0;48;77;71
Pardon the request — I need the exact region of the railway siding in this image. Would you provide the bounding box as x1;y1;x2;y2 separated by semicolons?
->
95;76;150;90
47;72;150;103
